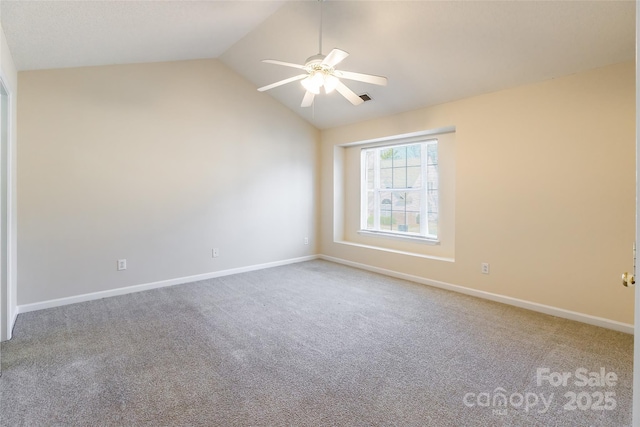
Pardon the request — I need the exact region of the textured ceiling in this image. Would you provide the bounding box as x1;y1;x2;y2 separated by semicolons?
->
0;1;635;130
0;0;285;70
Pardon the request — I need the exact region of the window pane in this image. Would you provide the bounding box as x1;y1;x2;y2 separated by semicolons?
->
427;143;438;165
405;190;421;213
427;165;438;190
407;166;421;188
380;167;392;189
366;191;375;229
380;191;392;230
365;150;375;190
392;168;407;188
428;189;438;204
380;212;392;229
428;212;438;236
380;193;392;207
393;146;407;167
407;211;420;233
361;140;438;239
366;150;375;165
407;144;421;166
380;148;393;168
367;169;374;190
392;192;407;210
392;211;406;232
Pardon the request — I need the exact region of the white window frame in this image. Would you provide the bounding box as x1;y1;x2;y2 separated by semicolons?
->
360;139;439;242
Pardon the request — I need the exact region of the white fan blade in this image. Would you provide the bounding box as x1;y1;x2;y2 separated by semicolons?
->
334;70;388;86
322;48;349;68
262;59;306;70
257;74;308;92
335;80;364;106
301;91;315;108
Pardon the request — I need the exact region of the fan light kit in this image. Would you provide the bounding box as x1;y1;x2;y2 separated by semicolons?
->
257;0;387;107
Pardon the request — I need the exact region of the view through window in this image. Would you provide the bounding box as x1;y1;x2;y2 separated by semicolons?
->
361;140;438;240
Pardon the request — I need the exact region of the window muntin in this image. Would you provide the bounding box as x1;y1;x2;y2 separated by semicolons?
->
361;140;438;240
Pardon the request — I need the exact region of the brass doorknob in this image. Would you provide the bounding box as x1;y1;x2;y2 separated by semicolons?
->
622;272;635;287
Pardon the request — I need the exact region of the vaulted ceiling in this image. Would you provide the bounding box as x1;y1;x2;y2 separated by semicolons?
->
1;1;635;129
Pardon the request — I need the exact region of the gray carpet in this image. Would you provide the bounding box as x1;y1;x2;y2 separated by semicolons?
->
0;260;633;426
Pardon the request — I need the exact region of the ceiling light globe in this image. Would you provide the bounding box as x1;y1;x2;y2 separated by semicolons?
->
324;75;339;94
301;76;320;95
310;72;324;88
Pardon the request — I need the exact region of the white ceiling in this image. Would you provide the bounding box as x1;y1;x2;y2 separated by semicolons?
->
0;1;286;69
0;1;635;130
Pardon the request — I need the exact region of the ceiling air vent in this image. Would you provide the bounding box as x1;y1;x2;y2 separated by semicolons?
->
359;93;372;102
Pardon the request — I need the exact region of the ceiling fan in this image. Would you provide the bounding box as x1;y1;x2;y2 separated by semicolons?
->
257;0;388;108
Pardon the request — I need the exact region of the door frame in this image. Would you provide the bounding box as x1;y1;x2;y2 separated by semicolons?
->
0;70;13;342
633;1;639;424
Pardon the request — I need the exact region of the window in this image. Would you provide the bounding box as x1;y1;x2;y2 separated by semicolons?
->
361;140;438;240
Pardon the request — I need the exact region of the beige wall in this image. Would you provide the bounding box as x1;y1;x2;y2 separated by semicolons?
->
0;22;18;340
13;56;637;326
18;59;319;305
320;61;635;325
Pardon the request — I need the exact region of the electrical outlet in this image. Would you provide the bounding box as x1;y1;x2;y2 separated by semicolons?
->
212;248;219;258
481;263;490;274
117;259;127;271
304;237;309;245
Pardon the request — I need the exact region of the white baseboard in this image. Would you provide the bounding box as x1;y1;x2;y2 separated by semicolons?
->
17;255;319;315
319;254;634;335
16;253;633;335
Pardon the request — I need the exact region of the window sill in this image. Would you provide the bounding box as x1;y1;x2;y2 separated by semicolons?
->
335;239;454;262
357;230;440;245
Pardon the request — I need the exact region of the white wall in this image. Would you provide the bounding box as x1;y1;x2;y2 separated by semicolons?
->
320;61;636;327
0;22;17;340
17;59;319;306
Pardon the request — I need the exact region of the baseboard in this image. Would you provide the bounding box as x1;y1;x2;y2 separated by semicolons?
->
16;253;633;335
319;254;634;335
17;255;319;315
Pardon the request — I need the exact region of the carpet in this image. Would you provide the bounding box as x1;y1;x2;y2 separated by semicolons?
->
0;260;633;426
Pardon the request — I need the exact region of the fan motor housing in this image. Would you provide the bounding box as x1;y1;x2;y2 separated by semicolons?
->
304;55;335;76
304;54;325;65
